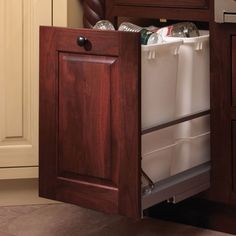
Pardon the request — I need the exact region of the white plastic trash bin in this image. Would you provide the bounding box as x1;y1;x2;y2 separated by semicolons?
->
171;115;210;175
142;124;176;183
171;132;210;175
141;31;210;184
141;40;182;129
142;116;210;182
163;30;210;145
142;126;176;155
163;31;210;118
142;143;176;183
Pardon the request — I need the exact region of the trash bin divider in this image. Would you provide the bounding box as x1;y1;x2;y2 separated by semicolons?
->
141;109;210;135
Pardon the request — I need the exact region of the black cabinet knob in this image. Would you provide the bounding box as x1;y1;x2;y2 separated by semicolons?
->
77;36;87;47
77;36;91;51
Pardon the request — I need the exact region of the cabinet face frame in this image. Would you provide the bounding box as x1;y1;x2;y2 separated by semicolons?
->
233;122;236;193
113;0;209;9
209;23;236;205
104;0;210;24
82;0;211;28
232;37;236;196
232;37;236;108
39;26;141;218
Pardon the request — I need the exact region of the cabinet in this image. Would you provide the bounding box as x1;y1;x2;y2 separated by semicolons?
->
39;26;210;218
39;8;210;218
209;22;236;205
40;28;141;217
0;0;83;180
38;0;236;233
0;0;52;179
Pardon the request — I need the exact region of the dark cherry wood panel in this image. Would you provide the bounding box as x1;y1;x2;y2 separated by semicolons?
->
209;22;232;204
109;6;209;22
232;38;236;196
233;122;236;193
209;22;236;206
39;26;141;218
58;53;115;180
232;37;236;107
105;0;210;24
233;38;236;194
114;0;209;9
82;0;210;29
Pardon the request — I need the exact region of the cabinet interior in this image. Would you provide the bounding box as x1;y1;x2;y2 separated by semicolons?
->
114;17;211;212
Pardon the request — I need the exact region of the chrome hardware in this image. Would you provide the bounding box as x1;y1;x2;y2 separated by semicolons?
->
141;169;155;194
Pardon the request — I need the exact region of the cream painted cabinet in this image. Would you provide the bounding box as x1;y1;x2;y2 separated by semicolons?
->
0;0;52;179
0;0;83;179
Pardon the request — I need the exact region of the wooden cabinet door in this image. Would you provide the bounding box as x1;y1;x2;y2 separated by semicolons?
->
39;27;141;218
0;0;52;179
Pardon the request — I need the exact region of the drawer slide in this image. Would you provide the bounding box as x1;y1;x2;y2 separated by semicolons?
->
142;162;210;210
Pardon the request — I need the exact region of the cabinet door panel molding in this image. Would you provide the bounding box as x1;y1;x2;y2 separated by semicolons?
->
0;0;52;177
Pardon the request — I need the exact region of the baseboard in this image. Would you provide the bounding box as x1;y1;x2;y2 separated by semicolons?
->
0;178;59;206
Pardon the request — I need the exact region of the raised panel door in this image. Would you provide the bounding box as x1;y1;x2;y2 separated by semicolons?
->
0;0;52;178
39;27;141;218
58;53;114;180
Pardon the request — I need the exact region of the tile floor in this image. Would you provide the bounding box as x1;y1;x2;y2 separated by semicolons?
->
0;203;233;236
